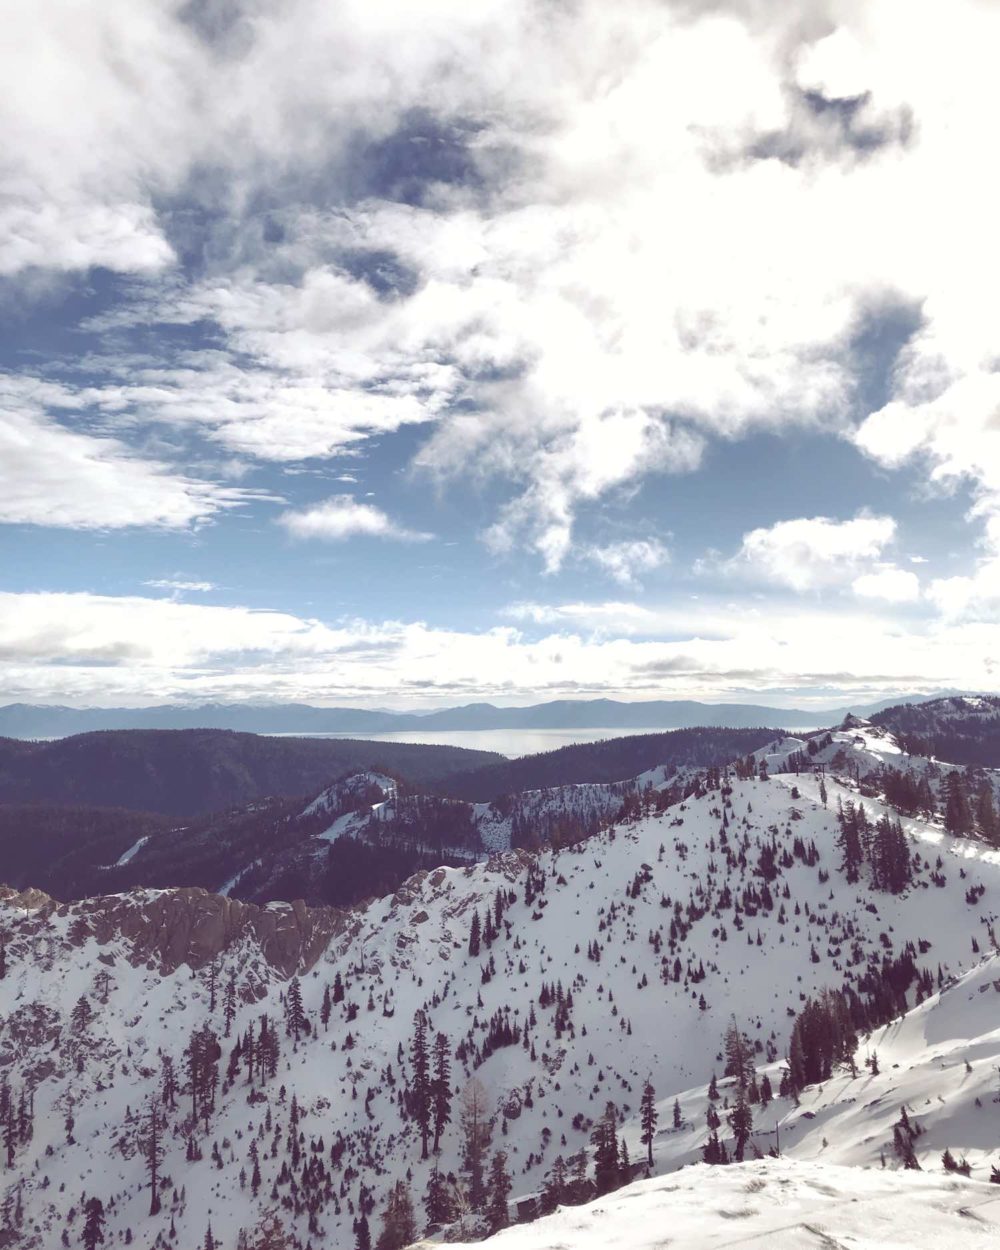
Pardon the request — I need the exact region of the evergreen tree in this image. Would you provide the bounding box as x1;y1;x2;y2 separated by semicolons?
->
285;977;306;1042
975;783;998;845
431;1031;452;1154
723;1017;755;1090
141;1101;164;1216
223;971;237;1038
354;1215;371;1250
81;1197;106;1250
71;996;93;1035
639;1079;657;1167
486;1150;512;1233
468;911;481;957
590;1102;620;1195
540;1155;568;1214
727;1084;753;1162
424;1162;456;1227
944;772;973;837
320;985;332;1032
409;1010;431;1159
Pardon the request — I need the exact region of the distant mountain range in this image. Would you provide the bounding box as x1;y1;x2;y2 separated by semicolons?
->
0;692;958;739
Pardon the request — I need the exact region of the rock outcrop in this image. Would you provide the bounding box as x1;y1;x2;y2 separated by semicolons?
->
0;884;349;978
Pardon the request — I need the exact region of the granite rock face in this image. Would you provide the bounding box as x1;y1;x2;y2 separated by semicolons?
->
0;883;347;978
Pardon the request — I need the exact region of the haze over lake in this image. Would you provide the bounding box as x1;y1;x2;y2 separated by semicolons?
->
270;726;800;758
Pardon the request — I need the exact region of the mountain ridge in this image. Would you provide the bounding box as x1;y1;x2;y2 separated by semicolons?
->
0;692;964;738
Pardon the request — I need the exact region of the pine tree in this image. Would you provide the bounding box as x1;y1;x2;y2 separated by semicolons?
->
975;784;998;845
723;1016;755;1090
409;1010;431;1159
81;1196;106;1250
468;911;481;957
424;1162;456;1227
728;1084;753;1162
431;1031;452;1154
223;971;238;1038
486;1150;512;1233
160;1054;177;1110
285;977;306;1042
71;996;93;1034
540;1155;568;1214
672;1098;682;1129
354;1214;371;1250
590;1101;620;1195
944;771;973;836
141;1100;164;1215
639;1079;657;1167
320;985;332;1031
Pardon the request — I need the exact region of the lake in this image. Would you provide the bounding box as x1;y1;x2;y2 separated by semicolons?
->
269;726;681;759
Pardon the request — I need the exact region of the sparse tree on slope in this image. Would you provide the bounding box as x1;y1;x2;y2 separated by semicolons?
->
285;976;306;1042
409;1010;431;1159
431;1031;452;1154
486;1150;512;1233
639;1079;657;1167
81;1197;105;1250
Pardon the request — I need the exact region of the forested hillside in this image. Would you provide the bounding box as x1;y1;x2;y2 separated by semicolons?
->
0;729;501;817
873;695;1000;767
437;727;779;800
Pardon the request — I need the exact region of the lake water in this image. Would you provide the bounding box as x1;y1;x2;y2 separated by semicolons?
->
270;726;678;759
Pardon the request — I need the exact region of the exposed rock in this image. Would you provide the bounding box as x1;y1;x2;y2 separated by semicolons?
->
1;883;349;979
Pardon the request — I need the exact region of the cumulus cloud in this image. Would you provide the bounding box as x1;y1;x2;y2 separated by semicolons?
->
731;513;897;591
926;558;1000;621
277;495;431;541
852;566;920;603
5;0;1000;579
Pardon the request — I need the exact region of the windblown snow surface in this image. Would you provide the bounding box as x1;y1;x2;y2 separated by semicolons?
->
442;1157;1000;1250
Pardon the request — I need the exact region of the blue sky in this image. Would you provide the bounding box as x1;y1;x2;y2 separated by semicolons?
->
1;1;999;710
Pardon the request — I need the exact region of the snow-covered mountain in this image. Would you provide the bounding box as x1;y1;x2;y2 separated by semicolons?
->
443;1155;1000;1250
1;721;999;1248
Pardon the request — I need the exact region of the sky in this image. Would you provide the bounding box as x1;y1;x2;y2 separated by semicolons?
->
2;0;999;711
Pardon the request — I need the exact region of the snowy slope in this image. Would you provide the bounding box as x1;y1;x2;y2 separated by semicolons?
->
443;1157;1000;1250
1;726;999;1248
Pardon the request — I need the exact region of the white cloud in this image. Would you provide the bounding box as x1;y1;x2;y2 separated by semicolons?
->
0;590;994;708
582;539;670;586
926;558;1000;621
732;513;897;591
852;566;920;603
503;600;658;634
0;408;253;529
143;579;216;593
6;0;1000;570
277;495;431;542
